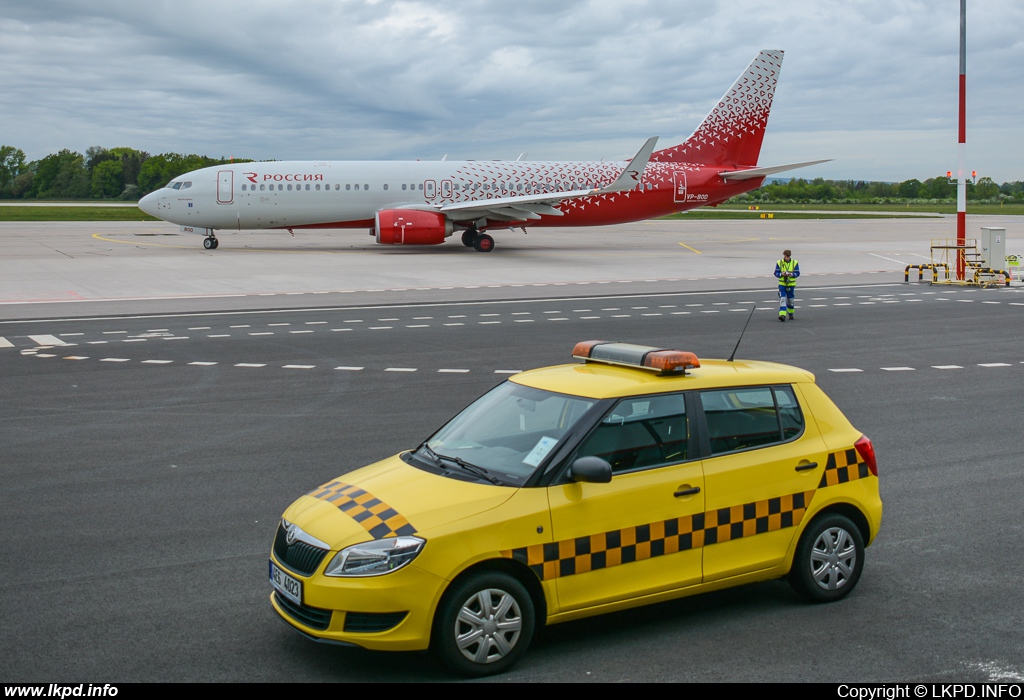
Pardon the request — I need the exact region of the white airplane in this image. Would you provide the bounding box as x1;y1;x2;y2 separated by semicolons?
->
138;50;826;252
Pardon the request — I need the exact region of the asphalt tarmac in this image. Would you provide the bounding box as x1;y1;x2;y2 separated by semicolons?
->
2;218;1023;682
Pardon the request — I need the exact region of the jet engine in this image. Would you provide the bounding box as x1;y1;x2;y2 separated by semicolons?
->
373;210;453;245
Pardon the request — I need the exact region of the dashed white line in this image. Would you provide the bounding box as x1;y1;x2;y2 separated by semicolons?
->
189;362;218;366
235;363;266;368
142;360;173;364
334;366;364;371
931;365;963;370
100;358;131;363
385;367;417;372
283;365;316;369
249;332;274;336
881;367;916;372
289;330;315;334
978;363;1011;367
268;323;290;327
63;356;88;361
494;370;521;374
208;334;230;338
438;369;470;373
828;368;864;373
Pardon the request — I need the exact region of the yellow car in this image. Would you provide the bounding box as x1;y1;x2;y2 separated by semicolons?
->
269;341;882;676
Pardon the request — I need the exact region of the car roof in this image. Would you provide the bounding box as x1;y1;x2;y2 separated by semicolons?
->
510;359;816;400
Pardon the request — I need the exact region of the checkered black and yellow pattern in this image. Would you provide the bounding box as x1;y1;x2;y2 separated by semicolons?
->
818;448;870;488
308;480;417;539
503;489;815;581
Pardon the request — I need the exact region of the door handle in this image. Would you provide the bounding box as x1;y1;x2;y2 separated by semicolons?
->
794;462;819;472
674;486;701;497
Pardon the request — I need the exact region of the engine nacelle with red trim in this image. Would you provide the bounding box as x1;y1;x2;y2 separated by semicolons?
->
373;209;453;245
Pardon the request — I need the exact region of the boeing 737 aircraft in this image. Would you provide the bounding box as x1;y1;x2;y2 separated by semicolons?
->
138;50;825;252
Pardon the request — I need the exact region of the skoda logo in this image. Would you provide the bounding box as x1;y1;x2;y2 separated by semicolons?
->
285;523;299;546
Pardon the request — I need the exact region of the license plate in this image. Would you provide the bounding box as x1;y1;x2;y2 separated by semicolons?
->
269;561;302;605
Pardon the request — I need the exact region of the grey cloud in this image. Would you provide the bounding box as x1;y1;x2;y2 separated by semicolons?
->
1;0;1021;181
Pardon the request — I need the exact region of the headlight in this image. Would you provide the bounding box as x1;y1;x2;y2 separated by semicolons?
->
323;536;426;577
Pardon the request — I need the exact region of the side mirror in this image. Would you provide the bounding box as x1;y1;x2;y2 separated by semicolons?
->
569;456;612;484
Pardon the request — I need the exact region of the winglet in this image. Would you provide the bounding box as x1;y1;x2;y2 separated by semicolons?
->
596;137;659;193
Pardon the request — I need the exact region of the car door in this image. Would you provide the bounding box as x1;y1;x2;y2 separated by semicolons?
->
697;385;827;583
545;393;705;613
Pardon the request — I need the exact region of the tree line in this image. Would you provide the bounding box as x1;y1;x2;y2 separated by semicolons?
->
1;144;1022;204
0;145;249;201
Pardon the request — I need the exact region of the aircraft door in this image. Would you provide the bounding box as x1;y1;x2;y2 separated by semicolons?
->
217;170;234;204
440;180;452;198
673;171;687;203
424;180;436;200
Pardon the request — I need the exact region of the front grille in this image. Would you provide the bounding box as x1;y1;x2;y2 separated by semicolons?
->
344;611;408;633
273;523;329;576
274;592;333;631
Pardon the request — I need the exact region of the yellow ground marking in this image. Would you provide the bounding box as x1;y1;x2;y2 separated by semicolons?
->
677;242;702;254
90;233;367;255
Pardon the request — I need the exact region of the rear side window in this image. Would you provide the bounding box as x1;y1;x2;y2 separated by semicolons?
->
573;394;688;474
701;386;803;455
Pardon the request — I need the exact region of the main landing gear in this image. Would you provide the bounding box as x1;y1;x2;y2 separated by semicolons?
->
203;234;219;250
461;227;495;253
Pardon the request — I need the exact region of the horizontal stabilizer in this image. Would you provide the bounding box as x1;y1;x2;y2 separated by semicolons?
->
718;159;832;181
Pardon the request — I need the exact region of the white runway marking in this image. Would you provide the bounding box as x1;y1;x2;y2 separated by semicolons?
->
932;365;963;370
385;367;416;372
283;365;315;369
235;363;265;368
334;366;364;371
828;369;863;373
142;360;173;364
978;363;1011;367
881;367;916;371
438;369;470;373
29;335;68;346
189;362;218;366
0;337;13;348
100;358;130;362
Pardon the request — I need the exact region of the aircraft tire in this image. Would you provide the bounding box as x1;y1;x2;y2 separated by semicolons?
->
203;238;215;250
461;230;478;247
473;234;494;253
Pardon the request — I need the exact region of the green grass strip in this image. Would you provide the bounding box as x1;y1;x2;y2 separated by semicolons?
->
0;206;159;222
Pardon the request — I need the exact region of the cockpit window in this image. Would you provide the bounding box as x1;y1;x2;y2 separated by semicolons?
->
169;182;182;190
180;182;192;190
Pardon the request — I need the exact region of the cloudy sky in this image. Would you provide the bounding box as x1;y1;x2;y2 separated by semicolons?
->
2;0;1021;182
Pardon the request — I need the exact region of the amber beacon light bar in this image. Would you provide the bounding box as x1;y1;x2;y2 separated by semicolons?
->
572;341;701;375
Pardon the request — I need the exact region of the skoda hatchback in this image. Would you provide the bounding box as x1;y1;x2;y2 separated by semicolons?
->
269;341;882;676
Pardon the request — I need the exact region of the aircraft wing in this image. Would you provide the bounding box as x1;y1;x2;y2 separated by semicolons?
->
438;137;658;222
717;159;831;181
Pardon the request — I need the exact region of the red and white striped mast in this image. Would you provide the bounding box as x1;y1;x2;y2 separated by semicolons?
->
955;0;967;280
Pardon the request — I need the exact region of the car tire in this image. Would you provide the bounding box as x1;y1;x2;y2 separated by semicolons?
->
433;570;535;677
789;513;865;603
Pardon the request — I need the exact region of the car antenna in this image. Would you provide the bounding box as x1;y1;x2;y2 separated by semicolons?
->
727;305;758;362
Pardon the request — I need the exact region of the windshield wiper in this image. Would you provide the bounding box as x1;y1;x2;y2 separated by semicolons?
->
436;453;504;486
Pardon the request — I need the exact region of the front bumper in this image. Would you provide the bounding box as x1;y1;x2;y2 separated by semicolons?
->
269;554;449;651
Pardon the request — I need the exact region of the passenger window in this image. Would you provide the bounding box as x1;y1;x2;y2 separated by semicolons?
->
346;184;351;191
287;184;292;191
701;386;796;455
573;394;688;474
259;184;265;191
774;386;804;439
305;184;310;190
241;184;246;191
364;184;369;190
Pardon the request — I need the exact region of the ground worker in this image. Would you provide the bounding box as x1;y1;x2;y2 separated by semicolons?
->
775;249;800;321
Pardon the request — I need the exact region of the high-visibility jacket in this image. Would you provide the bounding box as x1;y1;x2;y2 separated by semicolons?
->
775;258;800;287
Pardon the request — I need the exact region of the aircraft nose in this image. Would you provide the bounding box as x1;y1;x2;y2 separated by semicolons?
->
137;191;159;217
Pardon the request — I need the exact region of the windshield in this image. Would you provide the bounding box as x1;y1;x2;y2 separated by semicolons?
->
425;381;596;486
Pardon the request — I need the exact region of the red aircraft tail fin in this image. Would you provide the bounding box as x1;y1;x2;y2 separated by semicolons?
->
653;50;784;167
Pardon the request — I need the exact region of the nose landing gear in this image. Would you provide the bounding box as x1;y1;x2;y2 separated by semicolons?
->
203;234;219;249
